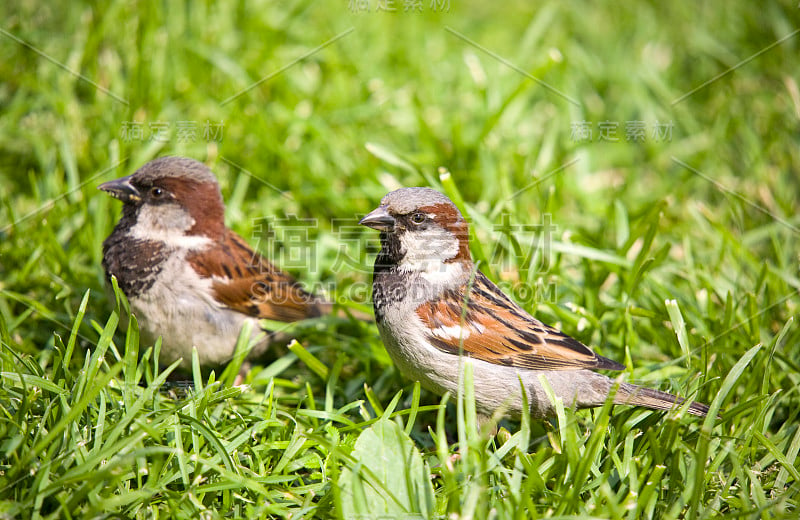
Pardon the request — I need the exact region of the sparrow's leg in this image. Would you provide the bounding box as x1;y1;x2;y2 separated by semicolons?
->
477;413;499;437
233;361;252;386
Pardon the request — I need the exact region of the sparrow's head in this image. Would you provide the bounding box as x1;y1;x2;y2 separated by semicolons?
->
99;156;225;240
360;187;472;271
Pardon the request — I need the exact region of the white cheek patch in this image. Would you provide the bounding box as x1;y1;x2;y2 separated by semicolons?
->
130;204;212;250
398;226;459;273
419;261;464;289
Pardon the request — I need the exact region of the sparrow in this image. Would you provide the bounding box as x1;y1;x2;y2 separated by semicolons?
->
100;156;342;369
360;187;709;419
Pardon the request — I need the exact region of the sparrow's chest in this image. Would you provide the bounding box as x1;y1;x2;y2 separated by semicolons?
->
373;271;457;392
124;251;256;366
372;268;409;322
102;231;168;298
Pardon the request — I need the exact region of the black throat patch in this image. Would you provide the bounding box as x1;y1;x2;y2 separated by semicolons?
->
102;213;168;298
371;230;408;322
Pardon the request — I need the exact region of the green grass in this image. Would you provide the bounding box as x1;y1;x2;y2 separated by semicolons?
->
1;1;799;518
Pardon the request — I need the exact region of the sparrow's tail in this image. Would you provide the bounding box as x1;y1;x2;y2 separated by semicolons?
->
616;383;709;417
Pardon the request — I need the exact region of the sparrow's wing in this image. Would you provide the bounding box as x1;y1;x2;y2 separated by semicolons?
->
188;231;324;322
416;271;624;371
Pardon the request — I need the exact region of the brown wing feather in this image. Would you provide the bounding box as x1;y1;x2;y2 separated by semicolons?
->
188;230;323;322
417;271;624;371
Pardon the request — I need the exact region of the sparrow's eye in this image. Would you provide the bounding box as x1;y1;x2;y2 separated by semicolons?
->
149;187;165;198
410;212;426;225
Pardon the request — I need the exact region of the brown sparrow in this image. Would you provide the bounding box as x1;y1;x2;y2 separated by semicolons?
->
100;156;340;369
360;187;708;419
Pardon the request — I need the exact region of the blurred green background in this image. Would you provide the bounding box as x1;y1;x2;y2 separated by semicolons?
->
2;0;798;366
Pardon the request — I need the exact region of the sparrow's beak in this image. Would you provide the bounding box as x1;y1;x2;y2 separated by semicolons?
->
98;175;141;203
359;206;395;231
